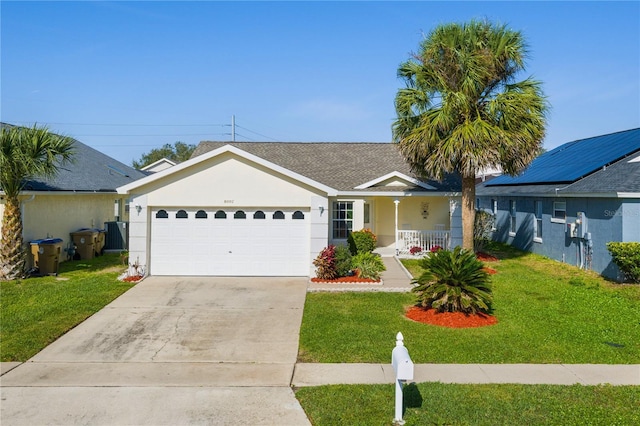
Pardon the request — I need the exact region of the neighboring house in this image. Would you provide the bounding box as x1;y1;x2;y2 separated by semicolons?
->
117;142;462;277
477;128;640;281
476;166;502;184
0;125;147;265
140;158;176;173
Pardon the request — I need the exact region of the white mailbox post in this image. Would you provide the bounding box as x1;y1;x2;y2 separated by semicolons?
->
391;332;414;425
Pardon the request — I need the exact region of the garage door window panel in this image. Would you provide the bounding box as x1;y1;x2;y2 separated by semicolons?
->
195;210;208;219
293;210;304;219
273;210;285;219
215;210;227;219
254;211;266;219
176;210;188;219
156;210;168;219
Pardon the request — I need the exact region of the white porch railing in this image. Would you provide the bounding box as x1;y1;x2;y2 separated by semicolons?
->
397;230;450;256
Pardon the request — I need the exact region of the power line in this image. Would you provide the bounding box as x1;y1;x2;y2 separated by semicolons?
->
235;124;280;142
6;120;228;127
73;133;227;137
7;118;282;142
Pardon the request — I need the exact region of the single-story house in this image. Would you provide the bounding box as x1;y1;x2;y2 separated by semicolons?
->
0;123;147;265
477;128;640;281
117;142;463;277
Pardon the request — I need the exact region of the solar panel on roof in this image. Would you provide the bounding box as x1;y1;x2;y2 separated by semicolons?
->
486;128;640;186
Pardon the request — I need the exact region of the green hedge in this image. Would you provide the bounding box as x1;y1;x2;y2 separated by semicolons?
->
607;242;640;283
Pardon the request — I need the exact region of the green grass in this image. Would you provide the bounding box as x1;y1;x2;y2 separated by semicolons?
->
298;243;640;364
0;253;134;361
296;383;640;425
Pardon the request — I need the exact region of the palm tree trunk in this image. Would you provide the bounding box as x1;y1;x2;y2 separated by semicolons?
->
461;175;476;251
0;195;26;280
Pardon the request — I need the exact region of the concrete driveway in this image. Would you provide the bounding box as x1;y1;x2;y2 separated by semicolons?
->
1;276;311;425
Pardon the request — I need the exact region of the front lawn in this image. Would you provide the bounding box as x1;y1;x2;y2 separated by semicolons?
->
298;244;640;364
296;383;640;426
0;253;135;361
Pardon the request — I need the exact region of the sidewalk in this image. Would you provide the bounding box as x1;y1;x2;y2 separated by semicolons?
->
292;363;640;387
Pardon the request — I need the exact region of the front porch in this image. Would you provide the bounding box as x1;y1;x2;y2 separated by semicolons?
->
328;194;461;255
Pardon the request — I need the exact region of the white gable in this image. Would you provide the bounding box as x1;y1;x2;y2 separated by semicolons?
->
354;171;436;190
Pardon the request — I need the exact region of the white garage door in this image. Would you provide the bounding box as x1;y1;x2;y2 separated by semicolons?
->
150;208;310;276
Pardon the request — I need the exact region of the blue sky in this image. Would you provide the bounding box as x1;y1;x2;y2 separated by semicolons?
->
2;1;638;166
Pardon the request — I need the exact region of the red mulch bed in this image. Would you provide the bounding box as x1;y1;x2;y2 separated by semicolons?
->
122;275;144;282
476;252;499;262
310;276;380;283
483;266;498;274
406;306;497;328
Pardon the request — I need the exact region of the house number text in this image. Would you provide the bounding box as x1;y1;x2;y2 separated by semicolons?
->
224;200;234;204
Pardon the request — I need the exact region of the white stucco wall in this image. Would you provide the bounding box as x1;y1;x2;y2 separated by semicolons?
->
138;153;325;207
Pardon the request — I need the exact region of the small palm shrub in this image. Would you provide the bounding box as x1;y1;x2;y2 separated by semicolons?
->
348;229;377;255
606;242;640;283
351;252;386;280
313;245;337;280
334;245;353;277
412;246;492;314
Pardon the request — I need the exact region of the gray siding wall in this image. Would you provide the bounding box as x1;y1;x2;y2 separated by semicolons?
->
478;196;628;281
621;200;640;242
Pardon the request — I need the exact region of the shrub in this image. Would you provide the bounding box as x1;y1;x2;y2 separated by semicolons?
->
351;252;386;280
348;229;377;255
313;245;337;280
474;210;494;253
412;246;492;314
606;242;640;283
334;245;353;277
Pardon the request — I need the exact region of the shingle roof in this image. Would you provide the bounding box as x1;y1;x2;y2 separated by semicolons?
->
192;141;461;192
477;129;640;197
1;123;146;192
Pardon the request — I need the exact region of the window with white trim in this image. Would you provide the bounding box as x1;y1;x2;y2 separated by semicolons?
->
509;200;517;235
534;200;543;242
552;201;566;222
332;201;353;239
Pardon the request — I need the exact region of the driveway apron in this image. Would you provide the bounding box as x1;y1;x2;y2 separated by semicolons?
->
1;276;311;425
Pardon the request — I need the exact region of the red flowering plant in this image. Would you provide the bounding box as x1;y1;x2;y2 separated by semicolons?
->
430;245;443;253
313;245;338;280
409;246;423;255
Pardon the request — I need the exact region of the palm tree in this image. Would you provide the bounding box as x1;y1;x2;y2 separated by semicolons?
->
0;124;75;280
393;20;548;250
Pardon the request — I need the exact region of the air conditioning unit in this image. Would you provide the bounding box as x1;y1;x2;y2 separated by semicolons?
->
104;221;128;250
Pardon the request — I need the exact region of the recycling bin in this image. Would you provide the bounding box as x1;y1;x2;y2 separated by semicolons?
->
30;238;63;276
70;229;99;260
